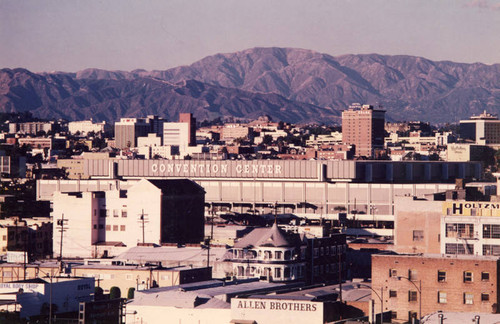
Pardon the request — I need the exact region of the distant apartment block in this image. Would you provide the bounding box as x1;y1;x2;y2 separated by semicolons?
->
8;122;54;135
68;120;109;135
221;124;253;141
114;118;151;149
460;110;500;146
179;113;196;146
163;122;190;149
342;103;385;157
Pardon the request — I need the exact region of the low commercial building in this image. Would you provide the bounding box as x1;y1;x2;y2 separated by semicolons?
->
126;279;372;324
0;261;211;295
0;277;94;319
125;278;295;324
447;143;491;162
372;254;500;323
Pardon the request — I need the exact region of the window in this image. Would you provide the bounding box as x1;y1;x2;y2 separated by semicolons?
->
113;225;118;231
464;271;473;283
481;293;490;302
2;235;5;241
105;225;111;231
389;269;397;277
437;270;446;282
314;248;319;257
446;243;474;255
481;272;490;281
409;269;418;281
412;230;424;241
464;293;474;305
275;268;281;278
120;225;126;231
483;224;500;238
483;244;500;256
408;291;418;302
446;223;474;238
284;268;290;278
438;291;447;304
113;209;119;217
389;290;397;298
275;251;282;259
121;210;127;218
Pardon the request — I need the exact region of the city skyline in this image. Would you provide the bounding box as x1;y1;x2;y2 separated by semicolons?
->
1;0;500;72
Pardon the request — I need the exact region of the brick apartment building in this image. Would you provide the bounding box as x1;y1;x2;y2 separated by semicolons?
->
372;254;500;322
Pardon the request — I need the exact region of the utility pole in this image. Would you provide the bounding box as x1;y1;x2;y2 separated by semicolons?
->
138;209;148;244
57;214;68;273
206;205;216;269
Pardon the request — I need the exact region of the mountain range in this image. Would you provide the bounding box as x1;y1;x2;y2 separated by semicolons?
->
1;47;500;124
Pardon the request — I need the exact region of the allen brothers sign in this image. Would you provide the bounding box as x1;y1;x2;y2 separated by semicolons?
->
235;299;318;312
231;298;323;324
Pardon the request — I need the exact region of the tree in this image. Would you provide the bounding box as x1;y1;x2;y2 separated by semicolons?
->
95;286;104;300
262;135;273;145
109;286;121;299
127;287;135;299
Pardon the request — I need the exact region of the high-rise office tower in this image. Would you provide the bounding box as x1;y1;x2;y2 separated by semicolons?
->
342;103;385;158
179;113;196;146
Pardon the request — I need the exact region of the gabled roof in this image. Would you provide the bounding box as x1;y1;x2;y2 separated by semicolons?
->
233;223;304;249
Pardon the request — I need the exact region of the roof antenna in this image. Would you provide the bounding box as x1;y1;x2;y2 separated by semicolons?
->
274;201;278;225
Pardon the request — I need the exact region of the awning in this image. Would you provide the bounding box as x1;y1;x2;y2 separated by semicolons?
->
230;320;256;324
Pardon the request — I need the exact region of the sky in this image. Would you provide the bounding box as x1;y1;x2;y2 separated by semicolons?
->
1;0;500;72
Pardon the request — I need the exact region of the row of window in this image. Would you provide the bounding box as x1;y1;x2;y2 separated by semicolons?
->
235;265;303;279
444;223;500;239
93;224;126;232
388;290;489;304
96;209;128;218
445;243;500;256
389;269;489;283
313;245;346;257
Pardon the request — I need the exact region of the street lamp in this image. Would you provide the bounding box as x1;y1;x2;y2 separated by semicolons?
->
357;283;383;324
397;276;421;323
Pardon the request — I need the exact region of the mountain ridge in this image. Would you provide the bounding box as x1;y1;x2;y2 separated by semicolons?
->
2;47;500;124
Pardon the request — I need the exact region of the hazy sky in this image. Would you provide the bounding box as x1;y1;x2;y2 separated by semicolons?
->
1;0;500;72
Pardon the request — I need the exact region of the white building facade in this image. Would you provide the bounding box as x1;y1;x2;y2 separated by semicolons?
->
52;179;163;258
441;201;500;256
228;224;307;282
68;120;108;135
